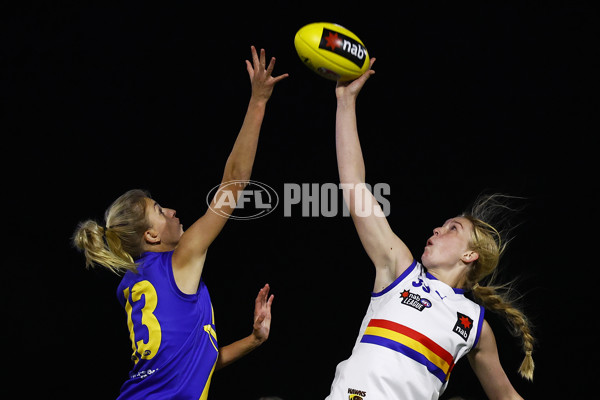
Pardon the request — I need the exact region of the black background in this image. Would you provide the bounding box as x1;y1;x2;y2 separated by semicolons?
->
2;1;594;399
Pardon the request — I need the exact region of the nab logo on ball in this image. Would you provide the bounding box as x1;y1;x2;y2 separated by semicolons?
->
318;28;367;68
294;22;370;81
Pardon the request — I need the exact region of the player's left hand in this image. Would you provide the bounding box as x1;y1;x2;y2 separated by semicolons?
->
252;283;274;344
246;46;289;102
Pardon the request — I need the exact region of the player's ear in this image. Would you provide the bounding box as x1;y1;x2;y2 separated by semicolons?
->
461;251;479;263
144;228;161;245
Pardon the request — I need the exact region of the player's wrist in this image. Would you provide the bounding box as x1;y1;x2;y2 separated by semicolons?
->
336;96;357;109
250;331;267;346
248;95;269;109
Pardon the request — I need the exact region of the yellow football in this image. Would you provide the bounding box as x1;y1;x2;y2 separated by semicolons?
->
294;22;370;81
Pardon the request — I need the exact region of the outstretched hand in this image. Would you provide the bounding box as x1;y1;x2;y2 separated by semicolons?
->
252;283;274;344
335;57;376;101
246;46;289;102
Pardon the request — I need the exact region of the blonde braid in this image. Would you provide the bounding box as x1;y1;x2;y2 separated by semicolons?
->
463;193;534;380
472;284;535;380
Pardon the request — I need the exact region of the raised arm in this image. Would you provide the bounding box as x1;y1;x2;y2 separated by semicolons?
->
172;47;288;294
468;320;524;400
335;59;413;292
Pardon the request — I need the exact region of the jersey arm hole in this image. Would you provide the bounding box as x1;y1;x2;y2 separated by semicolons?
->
164;250;198;302
472;305;485;349
371;259;418;297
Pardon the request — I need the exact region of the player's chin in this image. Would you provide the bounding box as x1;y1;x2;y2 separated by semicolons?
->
420;251;431;268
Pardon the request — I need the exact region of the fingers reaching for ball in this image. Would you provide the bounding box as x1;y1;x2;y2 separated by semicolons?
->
246;46;289;102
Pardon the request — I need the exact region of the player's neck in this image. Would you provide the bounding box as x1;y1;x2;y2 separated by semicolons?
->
426;263;467;289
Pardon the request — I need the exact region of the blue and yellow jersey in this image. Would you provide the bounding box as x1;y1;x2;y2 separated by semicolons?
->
116;251;218;400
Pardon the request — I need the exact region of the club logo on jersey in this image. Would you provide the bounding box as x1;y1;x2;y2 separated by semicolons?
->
400;289;432;312
348;387;367;399
319;28;368;68
452;312;474;341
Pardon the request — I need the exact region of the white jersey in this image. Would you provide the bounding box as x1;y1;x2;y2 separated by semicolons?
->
326;261;484;400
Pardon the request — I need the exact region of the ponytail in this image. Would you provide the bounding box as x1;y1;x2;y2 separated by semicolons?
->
72;189;151;274
73;221;137;273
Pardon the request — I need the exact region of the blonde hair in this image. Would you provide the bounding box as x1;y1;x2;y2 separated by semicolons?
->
72;189;151;274
461;194;535;381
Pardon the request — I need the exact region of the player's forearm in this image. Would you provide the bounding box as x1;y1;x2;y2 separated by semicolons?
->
336;99;366;184
215;334;263;370
223;98;267;183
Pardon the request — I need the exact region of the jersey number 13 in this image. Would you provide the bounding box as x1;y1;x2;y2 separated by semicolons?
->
123;281;162;364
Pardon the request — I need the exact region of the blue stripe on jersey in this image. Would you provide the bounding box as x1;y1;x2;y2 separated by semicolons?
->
361;334;448;383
